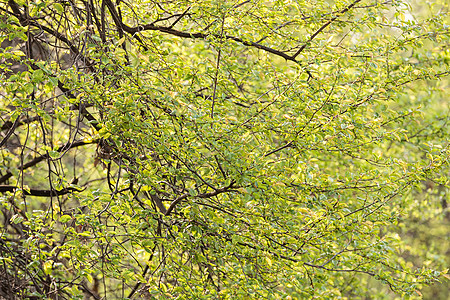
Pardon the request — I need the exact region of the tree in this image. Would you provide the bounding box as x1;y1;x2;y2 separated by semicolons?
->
0;0;448;298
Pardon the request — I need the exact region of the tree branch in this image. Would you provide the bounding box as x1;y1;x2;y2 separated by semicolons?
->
0;140;98;184
0;185;83;196
101;0;297;63
165;180;236;216
0;114;21;148
291;0;362;59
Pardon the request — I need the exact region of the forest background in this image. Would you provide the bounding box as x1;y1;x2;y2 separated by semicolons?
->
0;0;449;299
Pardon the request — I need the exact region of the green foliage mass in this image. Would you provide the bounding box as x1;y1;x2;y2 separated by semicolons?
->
0;0;448;298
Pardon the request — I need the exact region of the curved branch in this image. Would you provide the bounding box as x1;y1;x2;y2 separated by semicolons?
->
0;115;21;148
1;116;40;132
165;180;237;216
303;262;375;276
0;185;83;196
0;140;98;184
102;0;296;62
291;0;362;59
7;0;95;70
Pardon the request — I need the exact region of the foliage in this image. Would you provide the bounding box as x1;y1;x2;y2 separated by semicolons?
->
0;0;448;298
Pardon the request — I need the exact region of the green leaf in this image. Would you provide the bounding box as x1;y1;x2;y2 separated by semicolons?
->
10;214;24;224
54;3;64;13
43;260;53;275
60;215;72;223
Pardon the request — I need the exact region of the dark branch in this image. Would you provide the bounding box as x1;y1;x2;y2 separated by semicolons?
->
165;180;237;216
1;116;40;132
7;0;94;71
0;140;98;184
291;0;362;59
303;262;375;276
0;115;21;148
0;185;83;196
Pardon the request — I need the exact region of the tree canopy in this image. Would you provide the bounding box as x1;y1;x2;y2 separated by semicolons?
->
0;0;449;298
